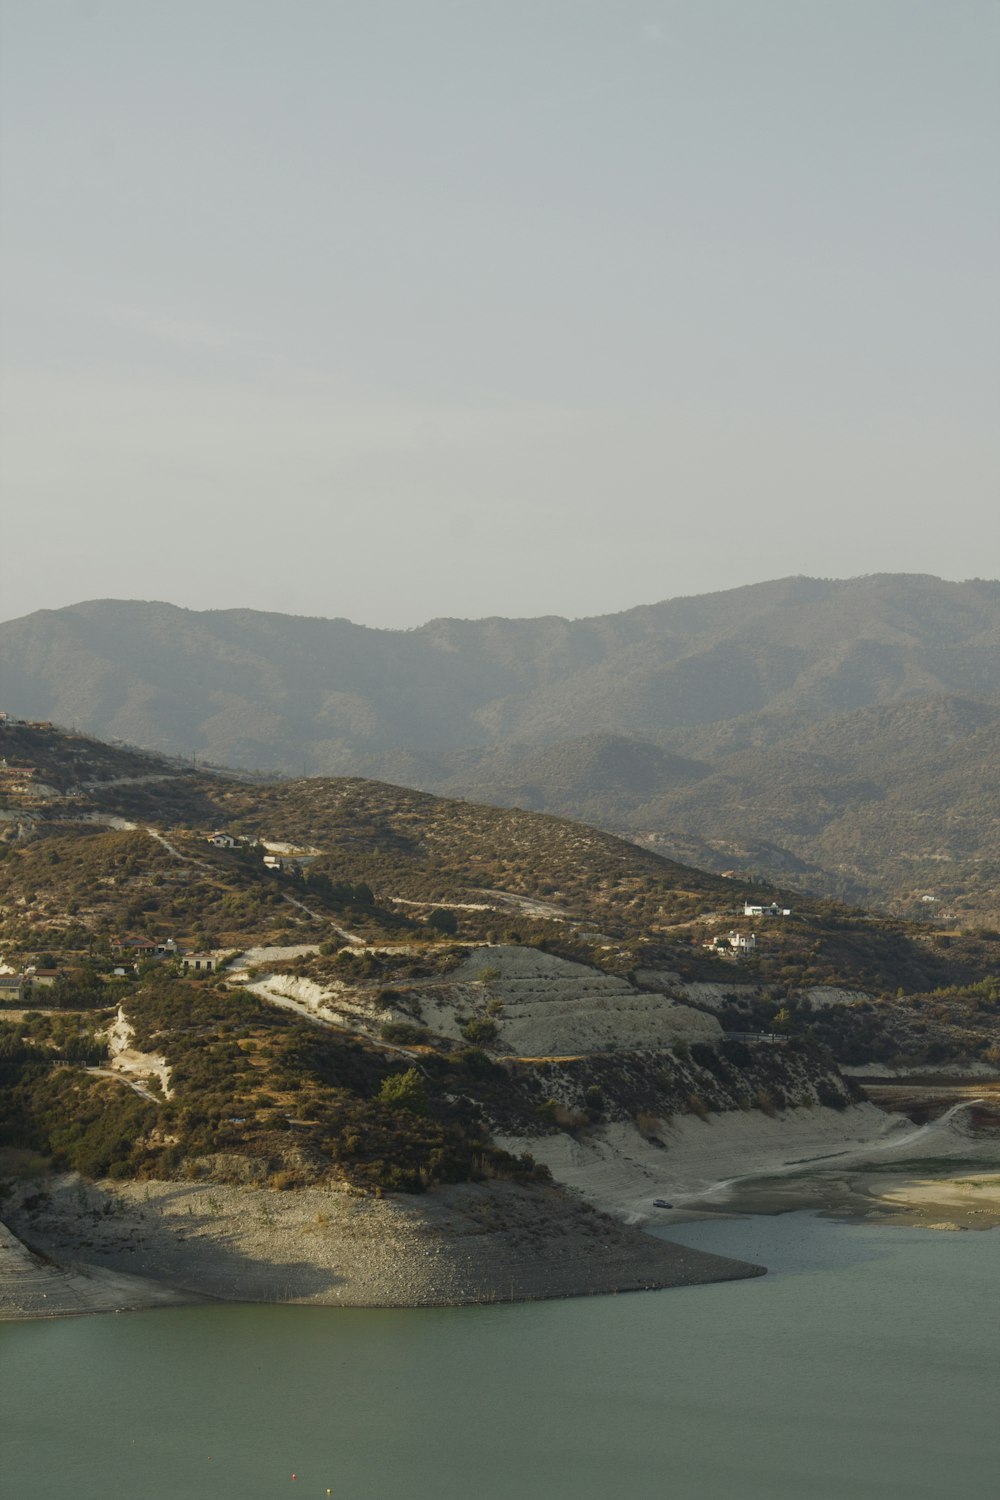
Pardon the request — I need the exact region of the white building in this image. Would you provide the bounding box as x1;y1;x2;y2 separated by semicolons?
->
712;930;756;954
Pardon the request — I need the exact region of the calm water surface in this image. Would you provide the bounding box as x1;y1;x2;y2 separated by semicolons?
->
2;1213;997;1500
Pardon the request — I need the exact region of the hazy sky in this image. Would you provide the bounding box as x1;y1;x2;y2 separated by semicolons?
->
1;1;997;627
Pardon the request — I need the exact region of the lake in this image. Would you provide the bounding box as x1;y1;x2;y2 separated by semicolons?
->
2;1213;997;1500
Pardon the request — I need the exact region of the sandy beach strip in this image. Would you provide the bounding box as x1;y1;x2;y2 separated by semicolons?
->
860;1172;1000;1229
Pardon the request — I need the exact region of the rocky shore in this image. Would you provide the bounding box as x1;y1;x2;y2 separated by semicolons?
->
0;1174;763;1320
0;1218;190;1320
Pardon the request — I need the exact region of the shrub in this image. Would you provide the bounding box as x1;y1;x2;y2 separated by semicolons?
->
376;1068;428;1115
269;1169;299;1190
453;1048;501;1078
815;1081;848;1111
460;1018;498;1046
536;1097;589;1132
379;1021;430;1046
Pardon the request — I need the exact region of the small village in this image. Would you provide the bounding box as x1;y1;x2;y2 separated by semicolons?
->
0;937;230;1008
2;722;806;1007
0;800;309;1007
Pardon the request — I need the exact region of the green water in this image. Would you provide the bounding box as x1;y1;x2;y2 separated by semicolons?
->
2;1214;997;1500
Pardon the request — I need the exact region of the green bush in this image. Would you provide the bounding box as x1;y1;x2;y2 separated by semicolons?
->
460;1018;498;1046
376;1068;428;1115
379;1021;430;1046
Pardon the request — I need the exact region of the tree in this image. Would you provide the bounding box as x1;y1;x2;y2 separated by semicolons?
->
377;1068;428;1115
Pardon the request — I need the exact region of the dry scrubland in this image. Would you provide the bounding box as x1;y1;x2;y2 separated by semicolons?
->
2;721;999;1315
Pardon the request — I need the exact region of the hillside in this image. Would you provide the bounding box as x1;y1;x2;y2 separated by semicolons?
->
3;721;998;1065
3;723;999;1310
2;574;998;917
3;720;995;995
430;700;1000;920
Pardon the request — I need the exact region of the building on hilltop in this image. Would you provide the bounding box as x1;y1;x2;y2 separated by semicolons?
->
743;901;791;918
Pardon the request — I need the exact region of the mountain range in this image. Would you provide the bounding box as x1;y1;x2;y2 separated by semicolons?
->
2;573;998;920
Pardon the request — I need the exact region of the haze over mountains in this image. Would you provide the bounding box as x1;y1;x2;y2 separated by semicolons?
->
3;574;999;919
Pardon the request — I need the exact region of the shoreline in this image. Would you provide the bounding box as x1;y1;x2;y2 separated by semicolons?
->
0;1175;763;1323
669;1166;1000;1232
0;1219;195;1321
845;1169;1000;1231
498;1099;1000;1231
497;1102;909;1224
7;1095;996;1323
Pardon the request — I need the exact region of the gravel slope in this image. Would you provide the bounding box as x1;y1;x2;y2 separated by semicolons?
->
1;1174;763;1320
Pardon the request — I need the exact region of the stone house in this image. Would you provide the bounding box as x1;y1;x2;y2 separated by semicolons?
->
180;952;220;973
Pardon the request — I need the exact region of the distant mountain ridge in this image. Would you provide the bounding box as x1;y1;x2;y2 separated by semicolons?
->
2;575;999;918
